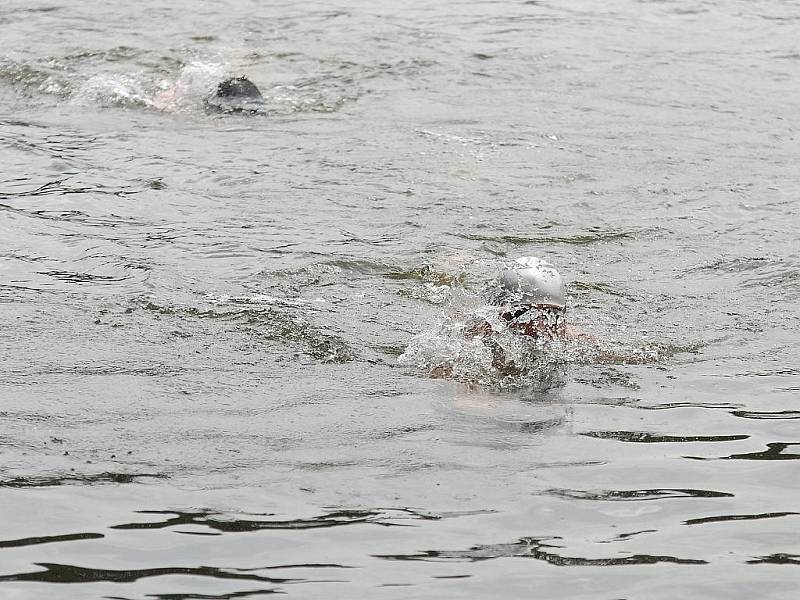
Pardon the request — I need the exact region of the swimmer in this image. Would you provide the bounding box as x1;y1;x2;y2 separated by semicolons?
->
204;76;265;114
429;256;590;379
154;75;265;114
476;256;588;341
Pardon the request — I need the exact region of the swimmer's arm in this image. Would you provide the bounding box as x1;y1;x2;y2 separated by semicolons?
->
424;322;489;379
464;321;493;338
564;325;597;342
153;82;184;111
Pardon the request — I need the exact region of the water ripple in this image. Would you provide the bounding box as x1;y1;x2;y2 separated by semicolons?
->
684;512;799;526
687;442;800;461
543;488;733;501
0;472;168;488
134;589;282;600
730;410;800;420
374;536;707;565
110;507;472;533
449;229;644;246
747;554;800;565
582;431;749;443
0;532;103;550
0;563;295;585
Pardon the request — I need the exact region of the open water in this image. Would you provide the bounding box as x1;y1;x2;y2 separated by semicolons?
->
1;0;799;598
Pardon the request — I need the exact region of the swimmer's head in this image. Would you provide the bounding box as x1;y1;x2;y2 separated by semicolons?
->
205;76;265;114
216;77;263;100
492;256;566;338
495;256;566;309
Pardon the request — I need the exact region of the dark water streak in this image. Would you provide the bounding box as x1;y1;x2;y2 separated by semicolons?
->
375;536;708;566
0;532;104;549
0;563;295;585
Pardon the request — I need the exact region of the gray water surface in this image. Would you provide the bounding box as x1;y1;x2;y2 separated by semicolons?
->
1;0;799;598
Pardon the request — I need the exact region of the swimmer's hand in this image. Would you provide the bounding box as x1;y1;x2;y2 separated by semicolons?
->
430;364;454;379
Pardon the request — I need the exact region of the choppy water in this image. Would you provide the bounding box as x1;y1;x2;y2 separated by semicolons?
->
2;0;799;597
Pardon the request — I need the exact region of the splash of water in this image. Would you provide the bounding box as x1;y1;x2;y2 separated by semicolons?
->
151;61;228;113
72;72;156;108
399;289;579;389
70;61;229;112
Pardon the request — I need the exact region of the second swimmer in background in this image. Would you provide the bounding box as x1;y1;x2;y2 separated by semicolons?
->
154;75;266;114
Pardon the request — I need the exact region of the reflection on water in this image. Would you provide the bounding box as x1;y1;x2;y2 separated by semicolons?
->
688;443;800;461
0;473;168;488
110;507;450;533
145;591;285;599
0;533;104;550
0;563;296;586
748;554;800;566
581;431;749;443
375;537;708;566
684;512;799;526
731;410;800;420
543;488;734;501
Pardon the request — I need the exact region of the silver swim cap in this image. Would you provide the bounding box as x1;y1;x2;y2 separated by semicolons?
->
497;256;566;309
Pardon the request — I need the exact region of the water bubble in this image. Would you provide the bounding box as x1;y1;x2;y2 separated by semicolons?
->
73;73;154;108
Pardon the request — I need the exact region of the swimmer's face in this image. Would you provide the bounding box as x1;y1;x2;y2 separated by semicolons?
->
500;305;566;339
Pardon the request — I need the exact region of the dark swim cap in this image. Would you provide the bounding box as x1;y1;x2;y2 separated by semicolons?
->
216;77;263;100
206;76;265;114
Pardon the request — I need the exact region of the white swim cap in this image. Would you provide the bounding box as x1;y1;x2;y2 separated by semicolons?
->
497;256;566;309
